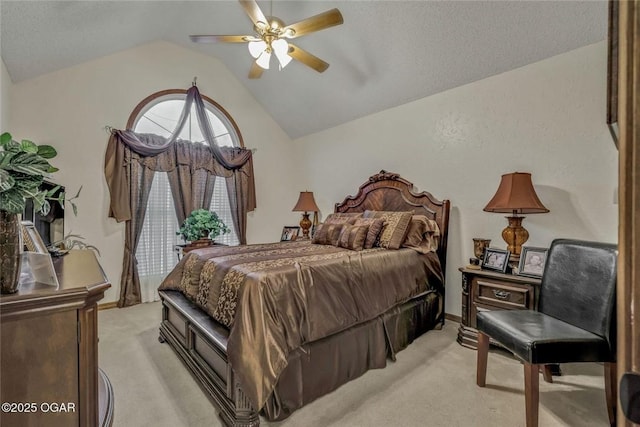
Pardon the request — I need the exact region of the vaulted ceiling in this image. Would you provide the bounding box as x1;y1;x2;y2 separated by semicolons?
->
1;1;607;139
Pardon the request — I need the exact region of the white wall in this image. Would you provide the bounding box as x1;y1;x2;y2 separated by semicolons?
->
0;59;10;131
9;41;302;303
293;41;618;316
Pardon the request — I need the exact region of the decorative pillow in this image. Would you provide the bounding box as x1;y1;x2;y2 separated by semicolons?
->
337;224;369;251
402;215;441;253
312;223;344;246
363;210;413;249
324;212;363;225
353;217;385;249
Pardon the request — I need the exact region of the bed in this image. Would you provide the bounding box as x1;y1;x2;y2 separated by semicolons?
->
157;170;450;426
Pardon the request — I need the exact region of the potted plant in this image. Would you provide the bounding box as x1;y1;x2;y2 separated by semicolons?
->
0;132;62;293
177;209;230;248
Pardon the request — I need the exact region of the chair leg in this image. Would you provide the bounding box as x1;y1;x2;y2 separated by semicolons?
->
476;332;490;387
604;362;617;426
524;363;540;427
542;365;553;383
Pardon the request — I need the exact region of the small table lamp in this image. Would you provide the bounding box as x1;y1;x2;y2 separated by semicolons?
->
483;172;549;263
293;191;319;239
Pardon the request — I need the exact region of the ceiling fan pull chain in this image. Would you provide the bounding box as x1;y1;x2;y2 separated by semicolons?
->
192;76;198;87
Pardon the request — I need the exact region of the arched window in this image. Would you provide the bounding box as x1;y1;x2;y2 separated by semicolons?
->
127;89;243;302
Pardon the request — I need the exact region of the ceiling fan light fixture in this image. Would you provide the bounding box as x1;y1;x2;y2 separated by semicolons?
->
272;39;292;69
248;40;267;58
256;50;271;69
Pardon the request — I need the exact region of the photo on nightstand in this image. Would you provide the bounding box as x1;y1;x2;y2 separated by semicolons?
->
481;248;510;273
281;226;300;242
517;246;549;278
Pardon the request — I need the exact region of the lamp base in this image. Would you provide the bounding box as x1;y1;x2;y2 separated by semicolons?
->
502;216;529;263
299;212;312;240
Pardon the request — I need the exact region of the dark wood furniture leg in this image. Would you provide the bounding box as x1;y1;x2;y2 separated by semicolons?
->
476;332;489;387
541;365;553;383
524;362;540;427
604;362;617;426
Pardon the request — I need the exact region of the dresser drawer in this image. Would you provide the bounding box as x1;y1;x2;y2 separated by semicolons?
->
474;278;534;310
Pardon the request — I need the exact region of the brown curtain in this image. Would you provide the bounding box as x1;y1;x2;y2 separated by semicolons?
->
117;151;155;307
225;148;257;245
105;134;257;307
104;86;257;307
166;141;228;224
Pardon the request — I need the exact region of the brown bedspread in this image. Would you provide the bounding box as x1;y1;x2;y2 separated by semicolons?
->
159;240;443;410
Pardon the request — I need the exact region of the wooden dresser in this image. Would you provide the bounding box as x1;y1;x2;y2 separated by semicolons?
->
457;267;542;349
0;250;114;427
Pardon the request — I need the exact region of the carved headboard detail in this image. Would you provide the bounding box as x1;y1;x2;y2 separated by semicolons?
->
335;170;450;272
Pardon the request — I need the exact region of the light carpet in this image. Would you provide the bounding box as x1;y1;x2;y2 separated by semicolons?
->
98;302;609;426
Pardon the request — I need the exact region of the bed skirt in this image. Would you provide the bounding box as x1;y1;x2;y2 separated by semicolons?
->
262;290;442;420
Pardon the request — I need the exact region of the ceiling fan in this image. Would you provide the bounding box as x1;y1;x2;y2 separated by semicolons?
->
190;0;344;79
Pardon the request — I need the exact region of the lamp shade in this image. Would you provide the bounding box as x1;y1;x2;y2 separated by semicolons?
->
292;191;319;212
483;172;549;214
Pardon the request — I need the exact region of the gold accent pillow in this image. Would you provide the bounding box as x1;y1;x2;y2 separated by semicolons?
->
363;210;413;249
353;218;385;249
312;223;344;246
324;212;363;224
337;224;370;251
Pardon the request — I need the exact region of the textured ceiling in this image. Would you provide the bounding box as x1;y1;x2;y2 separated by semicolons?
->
1;1;607;139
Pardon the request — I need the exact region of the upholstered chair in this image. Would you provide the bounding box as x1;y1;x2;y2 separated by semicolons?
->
475;239;618;427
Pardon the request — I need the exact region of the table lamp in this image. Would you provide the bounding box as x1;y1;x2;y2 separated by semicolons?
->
483;172;549;263
292;191;319;239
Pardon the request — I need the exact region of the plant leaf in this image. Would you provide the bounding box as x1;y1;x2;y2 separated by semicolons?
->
45;185;61;197
0;188;26;214
0;132;11;147
0;151;15;167
0;169;15;192
36;145;57;159
72;202;78;217
20;140;38;154
5;152;52;176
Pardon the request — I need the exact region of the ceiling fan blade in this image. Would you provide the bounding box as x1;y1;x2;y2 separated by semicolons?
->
248;61;264;79
288;44;329;73
190;35;255;43
283;8;343;39
239;0;268;29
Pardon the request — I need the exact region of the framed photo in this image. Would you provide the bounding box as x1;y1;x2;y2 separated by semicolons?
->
21;221;49;254
281;226;300;242
481;248;510;273
518;246;549;278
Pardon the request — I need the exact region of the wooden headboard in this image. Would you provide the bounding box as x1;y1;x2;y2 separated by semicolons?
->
335;170;451;273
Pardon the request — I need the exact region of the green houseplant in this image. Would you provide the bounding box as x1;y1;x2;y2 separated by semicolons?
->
0;132;64;293
177;209;230;244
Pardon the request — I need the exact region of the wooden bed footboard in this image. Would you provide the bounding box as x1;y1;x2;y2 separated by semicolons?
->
159;290;259;427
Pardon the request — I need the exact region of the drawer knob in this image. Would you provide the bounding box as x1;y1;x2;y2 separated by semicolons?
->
493;290;511;300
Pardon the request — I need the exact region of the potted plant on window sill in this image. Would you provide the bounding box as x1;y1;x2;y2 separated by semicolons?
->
0;132;62;294
177;209;230;249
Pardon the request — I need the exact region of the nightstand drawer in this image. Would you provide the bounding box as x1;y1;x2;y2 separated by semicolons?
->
475;279;533;310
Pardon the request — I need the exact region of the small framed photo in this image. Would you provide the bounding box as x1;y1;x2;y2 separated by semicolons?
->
481;248;510;273
21;221;49;254
518;246;549;278
281;226;300;242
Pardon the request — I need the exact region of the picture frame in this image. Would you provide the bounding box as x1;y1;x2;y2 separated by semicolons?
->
518;246;549;278
280;226;300;242
481;247;510;273
21;221;49;254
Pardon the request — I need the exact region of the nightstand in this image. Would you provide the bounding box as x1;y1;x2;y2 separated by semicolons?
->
457;267;542;349
174;242;227;260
